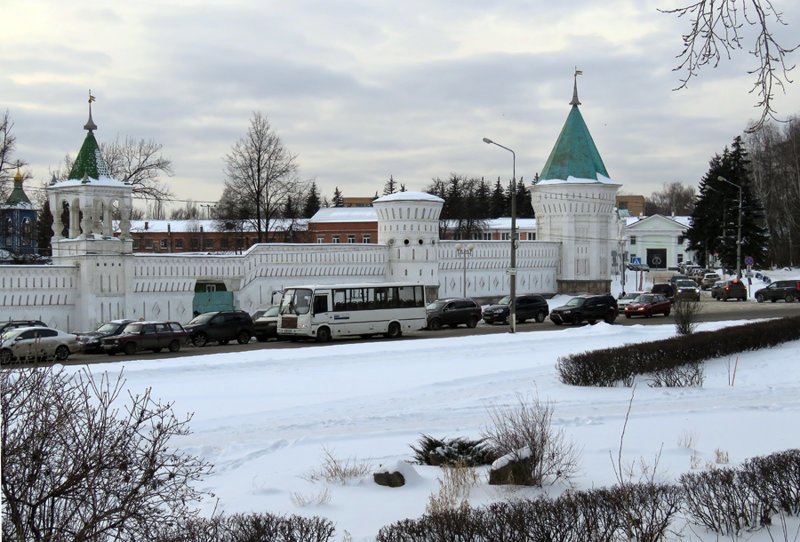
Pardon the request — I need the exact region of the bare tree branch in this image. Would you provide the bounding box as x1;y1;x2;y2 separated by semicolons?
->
662;0;797;130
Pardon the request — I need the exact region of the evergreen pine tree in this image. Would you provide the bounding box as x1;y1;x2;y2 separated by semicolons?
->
37;198;53;257
516;177;534;218
302;181;321;218
383;175;397;195
490;178;506;218
687;136;769;270
332;187;344;207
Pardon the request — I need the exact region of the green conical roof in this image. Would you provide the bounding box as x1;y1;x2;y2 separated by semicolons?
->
68;130;110;180
539;100;609;182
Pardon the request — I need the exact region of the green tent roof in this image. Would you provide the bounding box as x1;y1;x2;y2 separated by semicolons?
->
539;103;609;182
67;130;110;180
5;172;32;206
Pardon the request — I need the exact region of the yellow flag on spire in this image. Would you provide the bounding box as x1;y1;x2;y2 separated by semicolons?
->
575;68;583;76
88;91;96;103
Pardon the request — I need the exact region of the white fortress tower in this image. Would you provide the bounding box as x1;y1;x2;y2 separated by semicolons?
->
372;191;444;297
531;74;620;294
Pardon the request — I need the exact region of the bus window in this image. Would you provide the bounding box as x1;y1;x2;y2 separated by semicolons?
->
313;294;329;314
281;288;313;315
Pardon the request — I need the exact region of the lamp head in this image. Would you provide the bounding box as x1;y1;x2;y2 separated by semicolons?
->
482;137;493;144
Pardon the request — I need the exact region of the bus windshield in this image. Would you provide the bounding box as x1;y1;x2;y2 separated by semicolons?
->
280;288;312;315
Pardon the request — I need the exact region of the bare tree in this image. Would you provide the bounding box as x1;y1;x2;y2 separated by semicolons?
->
644;181;696;216
663;0;798;130
0;110;26;202
223;112;301;243
1;367;212;542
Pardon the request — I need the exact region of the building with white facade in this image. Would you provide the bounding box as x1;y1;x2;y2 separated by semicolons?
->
2;82;630;332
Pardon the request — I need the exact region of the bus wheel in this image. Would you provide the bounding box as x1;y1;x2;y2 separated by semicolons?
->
316;327;331;343
386;322;402;339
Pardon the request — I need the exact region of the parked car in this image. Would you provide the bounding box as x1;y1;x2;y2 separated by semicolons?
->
426;298;482;330
0;319;47;337
673;279;701;301
688;268;712;283
754;280;800;303
700;272;721;290
651;283;675;299
710;280;726;299
668;274;690;286
549;294;618;325
627;263;650;272
0;326;81;364
617;291;645;312
624;293;672;318
102;321;189;355
482;294;549;325
184;310;255;347
715;279;748;301
75;319;134;354
254;306;281;341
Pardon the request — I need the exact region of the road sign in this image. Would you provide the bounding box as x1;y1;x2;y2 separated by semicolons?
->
631;257;642;265
744;255;754;266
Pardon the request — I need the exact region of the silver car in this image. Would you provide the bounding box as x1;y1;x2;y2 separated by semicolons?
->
0;326;81;364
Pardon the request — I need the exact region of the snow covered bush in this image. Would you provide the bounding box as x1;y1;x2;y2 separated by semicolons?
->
410;434;497;467
482;393;580;487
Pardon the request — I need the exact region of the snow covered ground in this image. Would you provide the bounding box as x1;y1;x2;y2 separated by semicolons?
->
71;269;800;541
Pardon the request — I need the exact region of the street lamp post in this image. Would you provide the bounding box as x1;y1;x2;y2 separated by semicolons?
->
718;176;743;278
482;137;517;333
454;242;475;298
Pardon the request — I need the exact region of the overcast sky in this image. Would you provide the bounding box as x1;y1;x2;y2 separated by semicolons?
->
4;0;799;213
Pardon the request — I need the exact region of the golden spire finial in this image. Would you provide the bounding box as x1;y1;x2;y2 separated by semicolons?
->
14;160;23;183
84;89;98;132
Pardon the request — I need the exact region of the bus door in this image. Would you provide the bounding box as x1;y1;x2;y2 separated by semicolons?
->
312;292;331;327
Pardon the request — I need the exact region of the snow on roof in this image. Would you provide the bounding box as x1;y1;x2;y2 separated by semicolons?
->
127;218;307;233
53;176;129;188
373;191;444;204
536;173;620;186
309;207;377;223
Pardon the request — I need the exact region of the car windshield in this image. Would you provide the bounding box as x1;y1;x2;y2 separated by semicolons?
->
676;280;697;288
496;296;511;306
257;306;280;320
620;293;640;300
123;323;143;334
565;297;586;308
280;288;312;315
188;313;214;325
96;322;122;333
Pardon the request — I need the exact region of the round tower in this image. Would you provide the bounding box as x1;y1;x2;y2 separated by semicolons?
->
372;191;443;294
531;73;620;294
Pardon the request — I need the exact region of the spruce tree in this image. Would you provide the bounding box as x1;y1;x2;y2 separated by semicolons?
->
490;178;507;218
383;175;397;195
687;136;769;270
332;186;344;207
302;181;321;218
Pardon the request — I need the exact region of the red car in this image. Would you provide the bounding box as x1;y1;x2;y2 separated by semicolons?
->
624;293;672;318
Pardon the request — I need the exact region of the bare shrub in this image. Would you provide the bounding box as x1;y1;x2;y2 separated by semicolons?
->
1;367;212;542
154;512;337;542
678;429;697;450
290;487;332;507
304;446;372;485
425;461;480;515
648;362;704;387
483;393;580;486
673;297;702;335
714;448;730;464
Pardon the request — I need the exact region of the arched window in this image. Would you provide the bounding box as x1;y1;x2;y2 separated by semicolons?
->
3;217;13;245
21;217;33;245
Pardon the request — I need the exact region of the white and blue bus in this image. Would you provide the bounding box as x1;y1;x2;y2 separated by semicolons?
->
277;282;429;342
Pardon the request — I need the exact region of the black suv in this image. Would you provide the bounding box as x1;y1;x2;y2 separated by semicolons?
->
76;319;134;354
716;279;747;301
426;298;482;330
482;294;549;325
102;321;189;355
184;310;254;347
754;280;800;303
549;294;618;325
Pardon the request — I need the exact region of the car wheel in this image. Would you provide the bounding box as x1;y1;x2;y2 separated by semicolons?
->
124;342;137;355
385;322;402;339
604;311;616;324
316;326;331;343
756;293;765;303
786;294;796;303
0;349;12;365
237;331;251;344
429;318;442;331
466;316;478;328
168;340;181;352
53;345;70;361
535;310;546;323
193;333;208;347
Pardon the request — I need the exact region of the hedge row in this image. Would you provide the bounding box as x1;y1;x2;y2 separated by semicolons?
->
557;315;800;387
152;512;336;542
376;449;800;542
